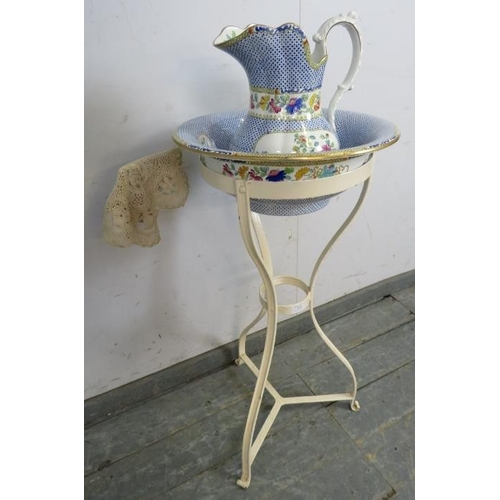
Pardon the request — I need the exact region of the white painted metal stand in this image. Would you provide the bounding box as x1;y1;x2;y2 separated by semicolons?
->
200;154;375;489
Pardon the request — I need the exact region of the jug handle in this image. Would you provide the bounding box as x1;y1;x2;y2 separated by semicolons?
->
312;12;362;129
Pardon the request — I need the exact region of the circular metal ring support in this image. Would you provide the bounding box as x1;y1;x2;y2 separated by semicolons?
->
259;276;311;315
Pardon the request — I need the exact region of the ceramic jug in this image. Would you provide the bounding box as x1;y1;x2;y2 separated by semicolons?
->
213;13;361;155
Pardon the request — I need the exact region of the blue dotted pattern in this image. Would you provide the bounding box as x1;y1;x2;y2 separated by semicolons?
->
175;109;398;216
335;111;391;149
219;25;326;92
175;109;398;154
250;196;332;216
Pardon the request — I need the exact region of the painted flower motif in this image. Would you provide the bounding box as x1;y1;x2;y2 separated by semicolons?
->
259;95;270;110
237;166;249;178
266;169;286;182
312;166;322;178
216;161;348;182
222;164;234;177
268;98;282;113
286;97;303;114
248;170;263;181
318;165;336;178
321;144;332;151
295;167;310;180
309;93;321;112
250;91;321;116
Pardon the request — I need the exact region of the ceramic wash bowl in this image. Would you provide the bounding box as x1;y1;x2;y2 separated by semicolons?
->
173;109;399;215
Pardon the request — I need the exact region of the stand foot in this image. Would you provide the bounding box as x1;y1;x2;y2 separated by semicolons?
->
235;357;244;366
350;400;361;412
237;478;250;489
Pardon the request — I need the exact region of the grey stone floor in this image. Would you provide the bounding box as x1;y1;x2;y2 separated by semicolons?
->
85;285;415;500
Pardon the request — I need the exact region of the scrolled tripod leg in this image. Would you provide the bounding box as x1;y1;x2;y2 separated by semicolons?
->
309;178;371;411
235;181;278;489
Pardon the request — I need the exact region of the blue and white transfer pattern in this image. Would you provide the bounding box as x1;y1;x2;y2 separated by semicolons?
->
215;24;327;91
215;23;338;153
174;109;399;157
173;109;399;216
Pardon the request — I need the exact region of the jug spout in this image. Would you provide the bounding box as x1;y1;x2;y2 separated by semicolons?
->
213;26;246;47
213;23;327;93
212;18;361;154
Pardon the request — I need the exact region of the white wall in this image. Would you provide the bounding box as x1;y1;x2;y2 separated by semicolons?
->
84;0;414;399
